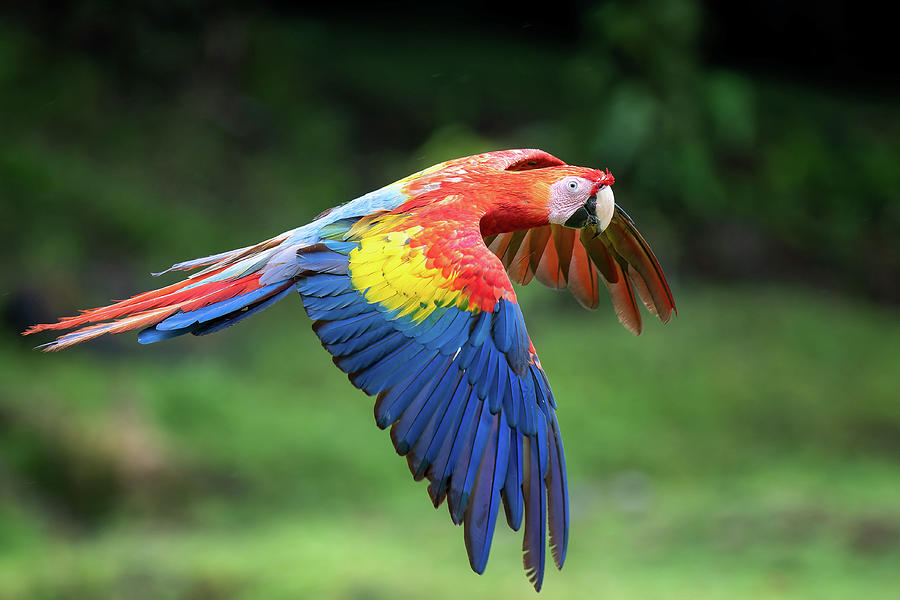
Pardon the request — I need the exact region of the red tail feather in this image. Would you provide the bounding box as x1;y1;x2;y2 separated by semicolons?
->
24;270;264;350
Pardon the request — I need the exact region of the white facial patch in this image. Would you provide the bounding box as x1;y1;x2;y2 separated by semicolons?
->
548;176;594;225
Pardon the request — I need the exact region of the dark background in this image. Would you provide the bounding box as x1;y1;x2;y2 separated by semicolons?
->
1;2;898;598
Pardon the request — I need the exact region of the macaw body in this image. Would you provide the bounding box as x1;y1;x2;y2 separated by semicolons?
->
27;149;675;590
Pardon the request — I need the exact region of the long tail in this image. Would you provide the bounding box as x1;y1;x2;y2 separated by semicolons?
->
24;231;302;351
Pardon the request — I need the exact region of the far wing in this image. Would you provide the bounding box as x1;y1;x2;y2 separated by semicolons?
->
484;208;676;334
294;215;568;590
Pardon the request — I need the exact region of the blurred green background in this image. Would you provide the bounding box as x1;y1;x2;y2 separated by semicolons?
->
1;2;898;598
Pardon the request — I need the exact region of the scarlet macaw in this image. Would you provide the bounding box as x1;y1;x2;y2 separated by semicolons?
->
26;149;675;590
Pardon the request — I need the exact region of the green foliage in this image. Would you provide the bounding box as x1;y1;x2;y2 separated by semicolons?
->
1;3;898;299
1;3;899;597
2;287;899;598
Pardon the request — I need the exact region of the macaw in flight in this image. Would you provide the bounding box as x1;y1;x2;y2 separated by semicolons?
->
27;149;675;590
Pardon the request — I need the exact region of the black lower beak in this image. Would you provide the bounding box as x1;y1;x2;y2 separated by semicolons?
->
563;195;597;229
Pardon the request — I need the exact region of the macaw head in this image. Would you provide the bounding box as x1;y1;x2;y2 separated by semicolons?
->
546;168;616;233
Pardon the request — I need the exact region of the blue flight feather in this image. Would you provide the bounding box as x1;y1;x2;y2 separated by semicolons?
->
410;374;471;480
450;400;494;524
297;274;354;297
547;417;569;569
193;285;294;336
425;310;471;352
490;355;508;414
491;300;515;353
314;311;384;344
430;389;482;509
457;342;481;372
523;437;547;591
374;354;450;429
465;343;492;386
326;319;396;357
138;324;195;344
352;344;435;395
504;372;522;429
335;330;406;374
476;347;501;401
393;366;464;455
465;416;510;574
427;386;479;507
502;430;524;531
156;282;286;331
469;308;492;347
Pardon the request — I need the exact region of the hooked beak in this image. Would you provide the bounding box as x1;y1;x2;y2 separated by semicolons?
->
593;184;615;232
562;184;615;233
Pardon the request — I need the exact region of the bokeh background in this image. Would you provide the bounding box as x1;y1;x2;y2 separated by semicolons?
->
1;2;898;598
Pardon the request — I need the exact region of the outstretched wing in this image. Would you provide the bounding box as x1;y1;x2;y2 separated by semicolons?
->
485;207;676;334
295;214;568;590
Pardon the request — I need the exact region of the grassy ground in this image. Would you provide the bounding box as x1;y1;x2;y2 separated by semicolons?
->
1;285;898;599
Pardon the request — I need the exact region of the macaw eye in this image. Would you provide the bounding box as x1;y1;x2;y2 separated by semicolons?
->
567;180;579;192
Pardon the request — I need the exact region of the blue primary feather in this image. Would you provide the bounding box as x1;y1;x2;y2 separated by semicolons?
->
374;354;450;429
491;300;515;353
535;367;557;410
393;366;464;455
519;373;537;436
476;347;501;401
450;400;494;524
335;331;406;374
491;300;529;374
440;313;474;354
406;374;462;481
547;417;569;569
446;398;482;523
457;342;481;371
489;354;507;414
353;344;435;395
465;416;510;574
325;319;395;356
531;366;553;419
523;436;547;591
430;389;483;509
504;372;522;429
469;309;492;346
410;376;472;480
506;303;529;373
465;343;492;385
536;415;550;478
427;386;480;506
503;430;524;531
